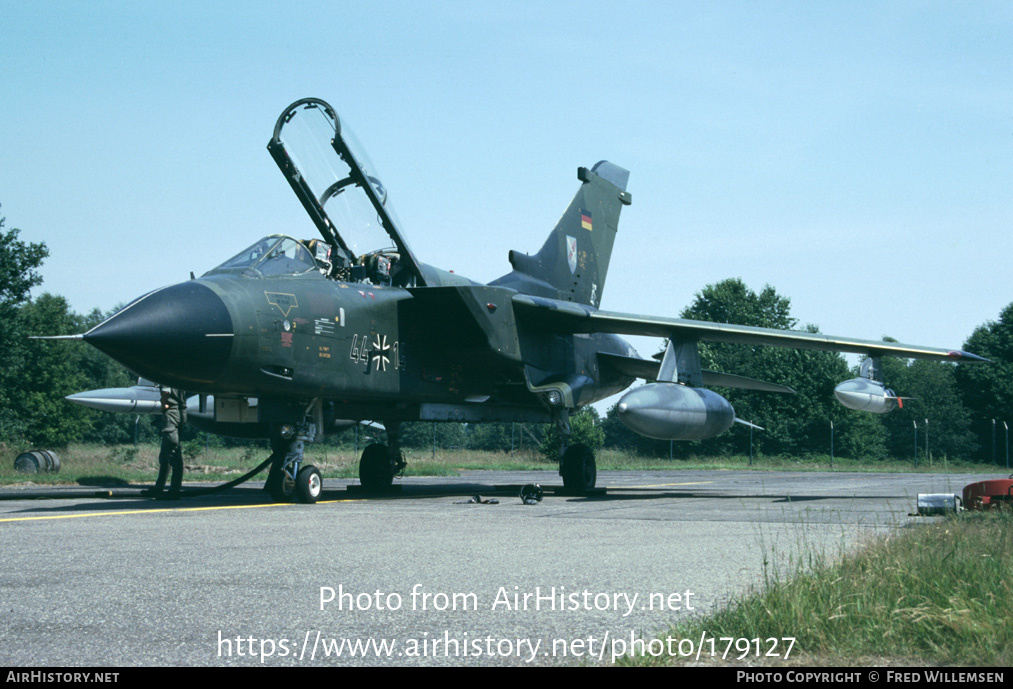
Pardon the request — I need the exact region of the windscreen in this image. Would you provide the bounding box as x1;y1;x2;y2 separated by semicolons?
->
214;236;284;272
258;237;318;276
209;236;318;276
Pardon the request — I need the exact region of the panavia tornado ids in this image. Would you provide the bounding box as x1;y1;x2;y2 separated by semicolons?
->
66;97;986;502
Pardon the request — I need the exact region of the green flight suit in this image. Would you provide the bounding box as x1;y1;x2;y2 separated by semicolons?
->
153;387;188;496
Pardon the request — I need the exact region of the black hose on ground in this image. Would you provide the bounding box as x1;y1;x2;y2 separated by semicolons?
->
158;454;278;498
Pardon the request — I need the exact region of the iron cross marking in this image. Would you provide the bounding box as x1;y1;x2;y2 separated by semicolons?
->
371;334;391;372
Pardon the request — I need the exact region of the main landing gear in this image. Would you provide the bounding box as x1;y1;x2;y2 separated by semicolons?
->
551;406;597;495
358;421;406;492
561;443;596;495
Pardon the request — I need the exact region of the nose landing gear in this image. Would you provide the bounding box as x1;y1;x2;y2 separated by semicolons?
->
267;419;323;503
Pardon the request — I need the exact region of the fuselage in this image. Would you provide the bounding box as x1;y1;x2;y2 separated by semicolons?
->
83;260;635;424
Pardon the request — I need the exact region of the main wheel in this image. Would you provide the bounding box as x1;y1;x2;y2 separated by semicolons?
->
561;444;597;495
359;443;393;491
296;465;322;503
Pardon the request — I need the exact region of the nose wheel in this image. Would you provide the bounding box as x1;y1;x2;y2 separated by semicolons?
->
267;419;324;503
269;469;297;502
296;465;322;503
268;457;322;503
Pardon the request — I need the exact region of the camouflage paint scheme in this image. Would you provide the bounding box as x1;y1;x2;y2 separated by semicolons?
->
75;98;985;498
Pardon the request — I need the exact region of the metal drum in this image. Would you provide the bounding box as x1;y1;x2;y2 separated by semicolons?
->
13;450;61;474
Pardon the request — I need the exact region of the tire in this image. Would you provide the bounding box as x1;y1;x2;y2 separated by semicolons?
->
296;465;322;504
268;470;296;502
561;444;596;495
359;443;393;491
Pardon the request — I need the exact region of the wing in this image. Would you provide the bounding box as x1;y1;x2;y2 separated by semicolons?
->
513;294;987;362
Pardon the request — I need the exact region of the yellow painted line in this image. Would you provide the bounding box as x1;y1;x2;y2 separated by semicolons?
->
614;481;714;489
0;499;357;523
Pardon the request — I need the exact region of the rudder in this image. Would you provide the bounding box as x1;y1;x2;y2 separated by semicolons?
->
491;161;631;307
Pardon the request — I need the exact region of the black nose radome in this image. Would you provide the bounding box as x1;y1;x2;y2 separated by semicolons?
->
84;282;233;386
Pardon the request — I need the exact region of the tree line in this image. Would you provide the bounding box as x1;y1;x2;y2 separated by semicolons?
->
600;279;1012;463
1;208;1010;462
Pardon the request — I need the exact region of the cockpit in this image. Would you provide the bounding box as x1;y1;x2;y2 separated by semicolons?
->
212;236;317;276
264;98;427;288
207;234;401;286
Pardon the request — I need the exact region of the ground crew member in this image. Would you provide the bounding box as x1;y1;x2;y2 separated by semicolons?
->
144;386;187;499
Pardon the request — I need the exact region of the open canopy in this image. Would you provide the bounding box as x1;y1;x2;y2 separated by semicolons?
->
267;98;427;286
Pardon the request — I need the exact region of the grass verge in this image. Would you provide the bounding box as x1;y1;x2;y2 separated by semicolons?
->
622;511;1012;667
0;444;1006;486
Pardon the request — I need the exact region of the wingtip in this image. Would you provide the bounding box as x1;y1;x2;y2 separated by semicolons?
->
950;350;990;363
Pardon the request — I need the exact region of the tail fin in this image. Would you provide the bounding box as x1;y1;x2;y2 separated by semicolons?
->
491;161;631;307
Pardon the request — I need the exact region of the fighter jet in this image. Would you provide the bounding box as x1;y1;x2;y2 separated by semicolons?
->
67;97;985;502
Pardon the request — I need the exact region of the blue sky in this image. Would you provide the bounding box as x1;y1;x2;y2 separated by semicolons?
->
3;1;1011;362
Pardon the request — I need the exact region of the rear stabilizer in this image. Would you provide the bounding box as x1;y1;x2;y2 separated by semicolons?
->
492;161;631;307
